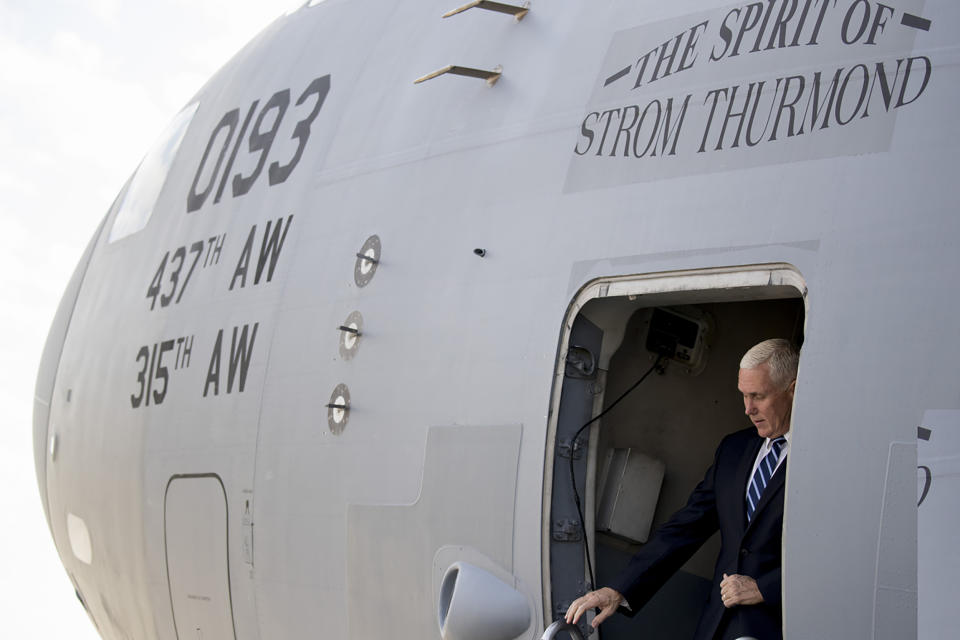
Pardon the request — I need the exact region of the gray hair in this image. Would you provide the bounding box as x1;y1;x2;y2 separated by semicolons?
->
740;339;799;389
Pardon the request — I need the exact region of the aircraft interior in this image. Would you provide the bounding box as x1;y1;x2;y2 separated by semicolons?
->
548;285;805;639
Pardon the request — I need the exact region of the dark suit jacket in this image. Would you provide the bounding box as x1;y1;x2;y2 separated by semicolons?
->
610;427;785;640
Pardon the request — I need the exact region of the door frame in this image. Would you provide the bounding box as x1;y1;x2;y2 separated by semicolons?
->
541;263;808;626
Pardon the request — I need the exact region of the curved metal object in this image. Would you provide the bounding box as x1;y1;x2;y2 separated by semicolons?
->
540;620;585;640
438;562;529;640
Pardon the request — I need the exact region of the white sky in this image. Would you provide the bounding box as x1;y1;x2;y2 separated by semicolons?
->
0;2;294;637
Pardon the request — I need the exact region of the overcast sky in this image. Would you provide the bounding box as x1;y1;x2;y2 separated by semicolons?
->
0;2;293;636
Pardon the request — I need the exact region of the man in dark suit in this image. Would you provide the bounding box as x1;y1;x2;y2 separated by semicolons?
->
566;339;799;640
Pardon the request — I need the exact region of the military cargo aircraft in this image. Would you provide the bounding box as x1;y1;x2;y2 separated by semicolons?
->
34;1;959;638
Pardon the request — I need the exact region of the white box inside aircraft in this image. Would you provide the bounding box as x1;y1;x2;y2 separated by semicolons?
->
597;448;666;543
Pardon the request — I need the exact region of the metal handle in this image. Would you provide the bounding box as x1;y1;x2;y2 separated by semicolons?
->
541;620;585;640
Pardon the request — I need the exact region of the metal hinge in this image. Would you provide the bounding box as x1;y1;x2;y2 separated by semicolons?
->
552;519;583;542
565;345;596;379
557;437;585;460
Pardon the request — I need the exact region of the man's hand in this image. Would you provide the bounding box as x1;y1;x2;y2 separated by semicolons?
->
564;587;623;628
720;573;764;608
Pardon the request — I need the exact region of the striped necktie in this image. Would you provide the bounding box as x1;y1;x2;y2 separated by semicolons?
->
746;436;786;522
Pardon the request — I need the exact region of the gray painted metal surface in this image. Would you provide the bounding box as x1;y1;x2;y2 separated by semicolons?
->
548;315;602;637
33;1;959;638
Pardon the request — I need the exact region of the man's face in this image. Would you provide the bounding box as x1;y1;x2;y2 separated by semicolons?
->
738;365;795;439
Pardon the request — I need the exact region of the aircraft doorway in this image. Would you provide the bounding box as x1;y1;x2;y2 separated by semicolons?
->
544;265;806;639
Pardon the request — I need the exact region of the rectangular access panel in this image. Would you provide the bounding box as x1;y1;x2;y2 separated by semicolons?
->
165;474;237;640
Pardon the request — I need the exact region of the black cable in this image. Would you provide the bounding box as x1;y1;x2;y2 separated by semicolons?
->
567;354;665;633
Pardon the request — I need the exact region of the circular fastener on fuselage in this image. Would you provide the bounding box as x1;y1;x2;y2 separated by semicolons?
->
327;383;351;435
339;311;364;360
354;235;381;287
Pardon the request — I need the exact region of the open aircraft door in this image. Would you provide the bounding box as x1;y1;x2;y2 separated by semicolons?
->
545;265;806;639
